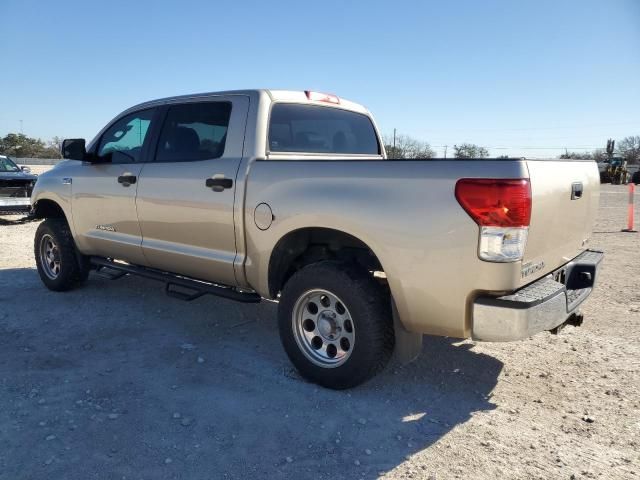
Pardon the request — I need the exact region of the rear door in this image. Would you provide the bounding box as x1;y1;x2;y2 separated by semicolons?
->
519;159;600;286
135;95;249;286
71;108;158;265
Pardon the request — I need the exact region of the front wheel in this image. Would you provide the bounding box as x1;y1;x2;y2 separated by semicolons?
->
278;261;394;389
34;218;90;291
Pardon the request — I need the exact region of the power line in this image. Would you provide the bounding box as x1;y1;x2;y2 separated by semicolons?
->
415;121;640;134
429;145;603;150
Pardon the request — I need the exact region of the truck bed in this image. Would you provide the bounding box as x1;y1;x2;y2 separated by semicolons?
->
243;157;600;338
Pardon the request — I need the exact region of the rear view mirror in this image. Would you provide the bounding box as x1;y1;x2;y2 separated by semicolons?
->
61;138;87;160
20;166;31;173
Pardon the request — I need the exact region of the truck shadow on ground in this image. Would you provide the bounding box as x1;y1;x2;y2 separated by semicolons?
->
0;215;37;225
0;268;502;480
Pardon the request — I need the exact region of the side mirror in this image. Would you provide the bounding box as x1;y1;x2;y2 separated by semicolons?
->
20;166;31;173
61;138;87;160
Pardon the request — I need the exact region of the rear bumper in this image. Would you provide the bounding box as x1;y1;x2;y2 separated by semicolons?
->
472;249;604;342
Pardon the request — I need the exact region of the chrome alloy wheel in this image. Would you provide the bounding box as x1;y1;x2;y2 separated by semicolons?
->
39;233;61;280
292;289;355;368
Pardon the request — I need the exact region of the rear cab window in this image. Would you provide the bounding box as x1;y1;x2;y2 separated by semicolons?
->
268;104;380;155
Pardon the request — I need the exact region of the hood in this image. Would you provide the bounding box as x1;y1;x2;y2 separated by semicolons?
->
0;171;38;182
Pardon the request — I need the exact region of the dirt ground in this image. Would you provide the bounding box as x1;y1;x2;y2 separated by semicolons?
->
0;183;638;480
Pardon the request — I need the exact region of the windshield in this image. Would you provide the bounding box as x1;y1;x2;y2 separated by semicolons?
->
0;157;20;172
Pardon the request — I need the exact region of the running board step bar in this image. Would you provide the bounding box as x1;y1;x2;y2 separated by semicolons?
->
90;257;261;303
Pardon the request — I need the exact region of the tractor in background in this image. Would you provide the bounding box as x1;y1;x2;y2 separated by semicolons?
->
602;158;631;184
599;139;631;184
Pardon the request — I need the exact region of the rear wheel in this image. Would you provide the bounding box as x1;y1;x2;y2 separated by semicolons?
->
34;218;90;291
278;261;394;389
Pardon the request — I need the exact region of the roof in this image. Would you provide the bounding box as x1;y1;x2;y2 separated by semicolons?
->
125;89;370;116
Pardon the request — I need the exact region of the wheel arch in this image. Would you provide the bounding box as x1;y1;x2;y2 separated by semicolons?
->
32;198;67;220
267;227;385;299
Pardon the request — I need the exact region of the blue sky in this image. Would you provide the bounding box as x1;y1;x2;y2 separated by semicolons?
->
1;0;638;158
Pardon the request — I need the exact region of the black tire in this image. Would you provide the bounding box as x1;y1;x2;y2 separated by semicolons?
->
34;218;90;292
632;171;640;185
278;261;394;389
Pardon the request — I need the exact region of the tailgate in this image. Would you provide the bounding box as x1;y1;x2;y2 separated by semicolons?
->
519;160;600;287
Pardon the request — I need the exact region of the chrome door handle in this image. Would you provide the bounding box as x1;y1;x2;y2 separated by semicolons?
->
118;175;137;186
205;178;233;190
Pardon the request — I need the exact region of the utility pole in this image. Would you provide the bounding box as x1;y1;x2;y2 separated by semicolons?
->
19;120;23;134
444;145;448;159
393;128;396;148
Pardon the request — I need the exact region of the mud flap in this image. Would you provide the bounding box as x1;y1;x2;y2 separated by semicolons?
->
391;299;423;365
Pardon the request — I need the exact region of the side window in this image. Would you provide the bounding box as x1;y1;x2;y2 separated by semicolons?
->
155;102;232;162
269;104;380;155
97;109;155;163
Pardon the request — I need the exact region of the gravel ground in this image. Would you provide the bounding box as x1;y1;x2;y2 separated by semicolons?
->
0;184;638;480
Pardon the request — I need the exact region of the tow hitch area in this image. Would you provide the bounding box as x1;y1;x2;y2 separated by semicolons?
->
550;311;585;335
472;250;603;342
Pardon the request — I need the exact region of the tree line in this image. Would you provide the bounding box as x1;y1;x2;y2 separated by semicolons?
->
383;133;640;162
383;134;489;159
559;136;640;163
2;131;491;160
2;131;638;163
0;133;62;159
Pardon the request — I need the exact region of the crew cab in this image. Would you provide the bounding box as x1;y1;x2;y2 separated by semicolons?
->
30;89;603;389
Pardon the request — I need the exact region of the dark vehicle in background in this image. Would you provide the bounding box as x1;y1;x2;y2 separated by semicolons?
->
598;158;639;185
0;155;37;214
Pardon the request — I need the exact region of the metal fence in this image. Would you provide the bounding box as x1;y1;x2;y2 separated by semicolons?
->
13;157;61;165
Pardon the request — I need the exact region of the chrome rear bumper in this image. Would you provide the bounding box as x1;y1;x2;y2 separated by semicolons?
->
472;250;604;342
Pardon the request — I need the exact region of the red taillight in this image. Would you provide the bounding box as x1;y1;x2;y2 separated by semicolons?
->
305;90;340;104
455;178;531;227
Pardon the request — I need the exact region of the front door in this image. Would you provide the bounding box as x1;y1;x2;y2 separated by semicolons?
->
71;108;158;265
135;96;249;286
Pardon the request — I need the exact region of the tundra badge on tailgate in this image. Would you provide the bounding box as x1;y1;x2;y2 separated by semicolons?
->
521;260;545;279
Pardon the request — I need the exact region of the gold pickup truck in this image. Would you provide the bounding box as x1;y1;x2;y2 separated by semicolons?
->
30;89;603;389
